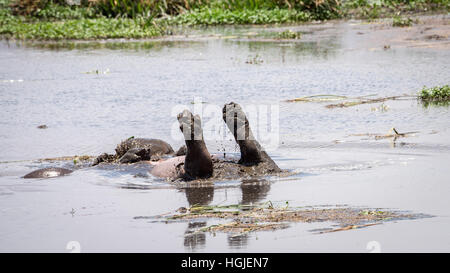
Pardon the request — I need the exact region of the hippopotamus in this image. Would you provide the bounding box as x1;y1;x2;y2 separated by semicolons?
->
92;137;177;165
23;167;73;179
23;102;282;181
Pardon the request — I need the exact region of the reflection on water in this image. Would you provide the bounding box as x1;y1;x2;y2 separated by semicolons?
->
184;187;214;206
241;179;271;205
228;233;249;249
184;221;207;251
182;179;271;250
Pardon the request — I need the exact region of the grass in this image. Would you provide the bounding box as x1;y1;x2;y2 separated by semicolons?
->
343;0;450;20
165;7;313;25
1;0;449;40
0;1;165;40
0;17;165;40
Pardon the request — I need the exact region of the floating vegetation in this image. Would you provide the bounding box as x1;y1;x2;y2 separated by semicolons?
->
418;85;450;107
167;7;313;26
287;86;449;109
39;155;94;162
350;128;419;140
325;95;417;108
285;94;349;102
83;68;110;74
276;29;302;40
245;54;264;64
141;202;428;236
419;85;450;102
392;15;413;27
285;94;402;107
371;102;389;112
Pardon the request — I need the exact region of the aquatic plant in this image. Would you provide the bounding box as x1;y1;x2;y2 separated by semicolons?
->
156;202;424;235
343;0;449;19
9;0;51;16
392;15;413;27
245;53;263;64
34;2;98;20
166;7;312;25
419;85;450;102
0;15;164;39
88;0;342;20
2;0;449;40
276;29;302;39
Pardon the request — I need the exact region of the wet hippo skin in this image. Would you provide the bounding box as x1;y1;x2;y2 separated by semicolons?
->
93;138;175;165
23;167;73;179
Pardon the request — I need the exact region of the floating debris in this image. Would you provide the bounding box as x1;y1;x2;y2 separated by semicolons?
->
83;68;110;75
276;30;302;40
37;124;48;129
39;155;94;162
325;95;417;108
350;128;419;140
316;223;381;234
285;95;349;103
393;16;414;27
245;54;264;65
1;79;24;83
140;202;428;236
371;103;389;112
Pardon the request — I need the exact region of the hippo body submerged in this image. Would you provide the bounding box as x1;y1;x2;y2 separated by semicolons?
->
23;102;283;181
93;138;176;165
23;138;176;179
23;167;73;179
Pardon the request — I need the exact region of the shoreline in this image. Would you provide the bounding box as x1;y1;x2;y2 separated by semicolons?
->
1;1;448;41
1;14;448;50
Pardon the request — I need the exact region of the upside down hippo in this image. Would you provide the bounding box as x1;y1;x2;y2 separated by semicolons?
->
23;102;282;180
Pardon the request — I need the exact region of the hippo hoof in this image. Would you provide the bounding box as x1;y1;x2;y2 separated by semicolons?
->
23;167;73;179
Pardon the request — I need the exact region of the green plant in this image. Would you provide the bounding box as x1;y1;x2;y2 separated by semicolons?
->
419;85;450;101
35;2;98;20
167;7;312;25
277;29;301;39
392;15;413;27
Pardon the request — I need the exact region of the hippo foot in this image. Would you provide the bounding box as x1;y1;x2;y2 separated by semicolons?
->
222;102;263;166
177;110;213;179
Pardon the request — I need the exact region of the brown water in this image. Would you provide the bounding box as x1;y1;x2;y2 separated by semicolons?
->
0;15;449;252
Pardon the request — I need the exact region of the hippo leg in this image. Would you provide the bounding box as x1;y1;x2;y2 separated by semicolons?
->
177;110;213;180
222;102;264;165
222;102;280;170
23;167;73;179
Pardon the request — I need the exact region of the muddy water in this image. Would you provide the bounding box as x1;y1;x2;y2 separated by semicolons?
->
0;15;449;252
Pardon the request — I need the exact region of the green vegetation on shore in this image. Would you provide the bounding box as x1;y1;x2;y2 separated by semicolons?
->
0;0;449;40
0;1;164;39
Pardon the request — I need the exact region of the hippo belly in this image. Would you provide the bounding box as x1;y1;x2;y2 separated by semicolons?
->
23;167;73;179
150;156;185;178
